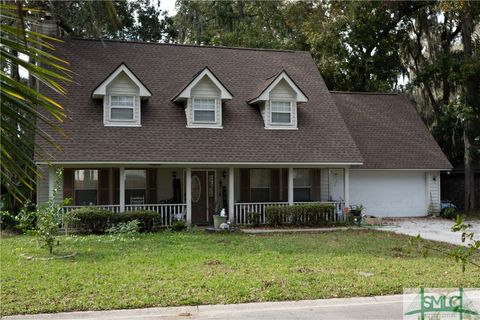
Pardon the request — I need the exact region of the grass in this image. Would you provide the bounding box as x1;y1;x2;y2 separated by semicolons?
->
1;229;479;316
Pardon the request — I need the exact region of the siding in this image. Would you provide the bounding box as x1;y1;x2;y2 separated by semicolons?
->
264;79;298;129
36;165;63;204
186;76;222;128
320;168;329;201
104;72;141;126
427;171;441;213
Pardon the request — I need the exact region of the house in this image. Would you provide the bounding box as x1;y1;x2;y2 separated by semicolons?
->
35;39;452;225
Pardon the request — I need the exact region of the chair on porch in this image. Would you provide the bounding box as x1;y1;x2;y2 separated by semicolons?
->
130;196;145;205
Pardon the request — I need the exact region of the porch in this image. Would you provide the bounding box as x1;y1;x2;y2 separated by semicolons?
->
39;166;350;226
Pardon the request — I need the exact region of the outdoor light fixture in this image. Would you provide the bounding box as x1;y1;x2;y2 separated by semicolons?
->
172;171;177;179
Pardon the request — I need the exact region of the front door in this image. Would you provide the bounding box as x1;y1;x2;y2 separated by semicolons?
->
329;169;345;201
191;171;207;224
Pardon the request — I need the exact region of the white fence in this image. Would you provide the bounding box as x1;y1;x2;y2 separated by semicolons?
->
62;203;187;226
233;201;345;225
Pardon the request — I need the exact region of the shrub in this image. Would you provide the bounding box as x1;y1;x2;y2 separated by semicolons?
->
247;211;261;227
440;207;457;220
0;211;17;231
115;210;157;232
71;208;114;234
107;220;140;237
170;219;187;231
265;204;336;227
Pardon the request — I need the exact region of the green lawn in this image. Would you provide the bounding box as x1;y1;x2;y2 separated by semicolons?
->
1;230;479;316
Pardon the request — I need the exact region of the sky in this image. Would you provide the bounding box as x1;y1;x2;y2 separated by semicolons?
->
160;0;177;15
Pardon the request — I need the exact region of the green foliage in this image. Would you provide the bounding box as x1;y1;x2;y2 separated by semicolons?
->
265;204;336;227
115;210;157;232
15;201;37;233
1;3;72;203
70;208;115;234
72;209;157;233
0;210;16;231
106;219;140;237
170;219;187;232
440;207;457;220
246;211;261;227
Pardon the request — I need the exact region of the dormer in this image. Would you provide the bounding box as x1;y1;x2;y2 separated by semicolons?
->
248;71;308;130
92;63;152;127
172;67;233;129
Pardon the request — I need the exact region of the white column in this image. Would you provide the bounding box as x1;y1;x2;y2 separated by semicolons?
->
228;167;235;222
288;167;294;205
186;167;192;226
344;167;350;208
48;166;55;198
119;167;125;212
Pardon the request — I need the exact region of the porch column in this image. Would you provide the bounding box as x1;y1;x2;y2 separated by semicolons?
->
288;167;294;205
186;167;192;226
48;166;55;198
228;167;234;222
344;167;350;208
119;167;125;212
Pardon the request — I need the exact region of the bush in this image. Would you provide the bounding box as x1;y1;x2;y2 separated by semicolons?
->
71;208;114;234
0;211;17;231
247;211;261;227
440;207;457;220
71;209;158;233
265;204;336;227
115;210;157;232
107;220;140;236
170;219;187;231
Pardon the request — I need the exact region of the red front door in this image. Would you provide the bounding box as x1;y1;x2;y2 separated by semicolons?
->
191;171;207;224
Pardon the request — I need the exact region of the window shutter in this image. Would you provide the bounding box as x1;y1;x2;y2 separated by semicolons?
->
98;169;110;205
147;168;157;204
311;169;321;201
63;169;74;200
239;169;250;202
270;169;280;201
112;168;119;205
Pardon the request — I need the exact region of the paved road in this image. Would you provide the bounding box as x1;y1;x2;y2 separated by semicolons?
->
4;295;404;320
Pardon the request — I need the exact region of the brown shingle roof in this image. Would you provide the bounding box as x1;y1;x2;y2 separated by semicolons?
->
332;92;452;169
36;38;363;164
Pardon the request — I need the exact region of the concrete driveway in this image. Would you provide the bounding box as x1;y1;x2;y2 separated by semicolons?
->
3;295;404;320
379;217;480;246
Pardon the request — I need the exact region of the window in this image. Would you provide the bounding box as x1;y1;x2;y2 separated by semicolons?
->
110;95;135;121
294;169;311;202
271;101;292;124
125;169;147;204
193;98;216;123
74;169;98;205
250;169;270;202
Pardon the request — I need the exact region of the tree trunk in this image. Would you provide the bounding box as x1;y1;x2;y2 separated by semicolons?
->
460;4;477;212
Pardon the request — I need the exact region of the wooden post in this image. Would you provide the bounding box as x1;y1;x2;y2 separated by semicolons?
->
344;167;350;209
186;167;192;226
288;167;294;205
119;167;125;212
228;167;234;222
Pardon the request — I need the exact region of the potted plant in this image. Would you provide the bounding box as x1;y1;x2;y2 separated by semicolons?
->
213;208;228;230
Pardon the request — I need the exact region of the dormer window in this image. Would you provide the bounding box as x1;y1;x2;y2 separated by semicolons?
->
110;95;135;121
92;63;151;127
271;100;293;124
172;67;233;129
248;70;308;130
193;98;217;123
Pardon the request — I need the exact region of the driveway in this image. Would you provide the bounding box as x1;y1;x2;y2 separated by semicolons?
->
379;217;480;246
3;295;404;320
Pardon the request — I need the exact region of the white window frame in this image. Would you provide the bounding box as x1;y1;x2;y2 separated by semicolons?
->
192;97;217;124
109;95;136;122
270;100;293;125
293;169;312;202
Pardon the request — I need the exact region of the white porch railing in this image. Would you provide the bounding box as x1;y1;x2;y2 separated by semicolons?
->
62;203;187;226
233;201;345;225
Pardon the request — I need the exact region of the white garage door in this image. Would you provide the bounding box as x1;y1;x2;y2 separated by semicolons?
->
349;170;427;217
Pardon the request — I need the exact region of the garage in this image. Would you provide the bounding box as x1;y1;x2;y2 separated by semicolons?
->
349;170;429;217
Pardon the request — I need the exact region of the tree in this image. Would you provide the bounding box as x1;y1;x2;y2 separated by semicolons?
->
1;3;71;204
